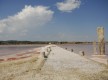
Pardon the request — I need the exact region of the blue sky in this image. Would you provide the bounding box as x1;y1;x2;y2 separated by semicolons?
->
0;0;108;41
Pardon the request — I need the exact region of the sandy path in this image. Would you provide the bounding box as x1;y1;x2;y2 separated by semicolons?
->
36;46;108;80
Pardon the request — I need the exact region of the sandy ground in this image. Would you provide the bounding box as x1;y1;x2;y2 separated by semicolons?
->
0;45;108;80
0;47;43;80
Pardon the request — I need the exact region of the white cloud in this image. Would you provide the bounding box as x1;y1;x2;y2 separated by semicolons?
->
56;0;81;12
0;5;54;36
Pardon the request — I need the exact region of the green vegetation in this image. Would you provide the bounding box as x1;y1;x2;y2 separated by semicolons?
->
0;40;107;45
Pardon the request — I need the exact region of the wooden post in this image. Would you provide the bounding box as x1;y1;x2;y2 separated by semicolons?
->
39;52;45;58
79;51;85;56
71;49;74;52
97;27;105;55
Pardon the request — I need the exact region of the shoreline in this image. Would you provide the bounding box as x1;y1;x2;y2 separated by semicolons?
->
0;47;41;62
0;45;108;65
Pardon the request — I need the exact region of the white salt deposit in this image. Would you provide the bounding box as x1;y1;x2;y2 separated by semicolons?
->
36;45;108;80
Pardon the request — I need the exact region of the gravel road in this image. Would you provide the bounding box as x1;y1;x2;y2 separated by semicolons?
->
33;46;108;80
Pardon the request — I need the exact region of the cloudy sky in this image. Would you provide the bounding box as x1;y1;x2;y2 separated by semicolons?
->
0;0;108;41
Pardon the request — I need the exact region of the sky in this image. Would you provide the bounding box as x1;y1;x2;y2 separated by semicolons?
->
0;0;108;41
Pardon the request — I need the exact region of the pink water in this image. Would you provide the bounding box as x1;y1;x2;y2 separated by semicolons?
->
58;44;108;58
0;45;44;56
0;44;108;58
